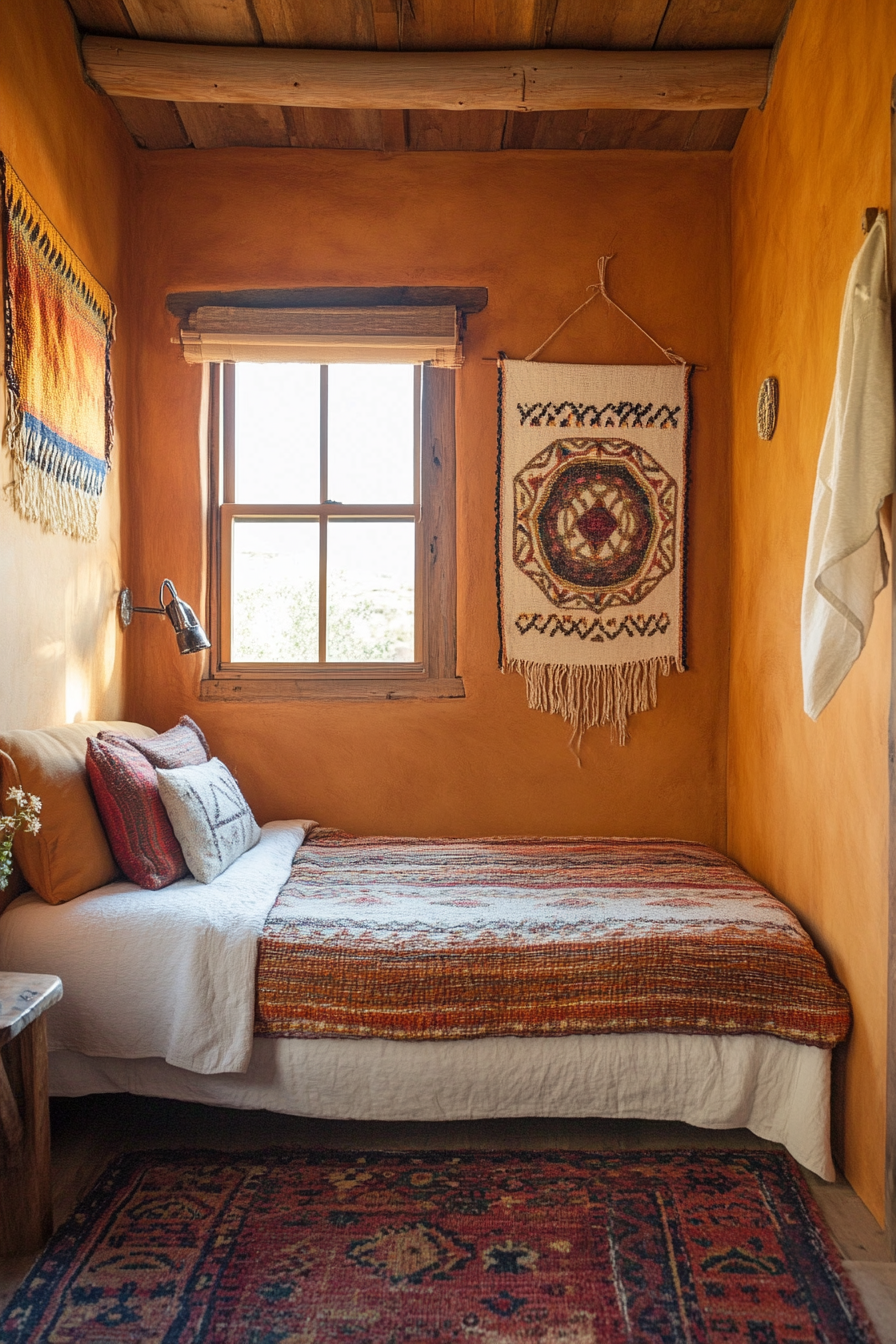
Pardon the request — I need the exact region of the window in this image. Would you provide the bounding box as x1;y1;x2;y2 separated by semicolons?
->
202;360;462;702
226;361;418;664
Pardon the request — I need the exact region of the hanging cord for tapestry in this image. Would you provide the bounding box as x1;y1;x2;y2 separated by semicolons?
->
524;255;692;366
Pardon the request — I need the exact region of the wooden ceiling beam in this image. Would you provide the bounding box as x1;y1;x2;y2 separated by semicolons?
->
81;36;771;111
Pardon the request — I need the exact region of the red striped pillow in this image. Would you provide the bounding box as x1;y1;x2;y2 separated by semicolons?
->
86;736;188;889
100;715;210;770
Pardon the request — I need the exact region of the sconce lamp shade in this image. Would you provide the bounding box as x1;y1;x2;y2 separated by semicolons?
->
119;580;211;655
163;589;211;654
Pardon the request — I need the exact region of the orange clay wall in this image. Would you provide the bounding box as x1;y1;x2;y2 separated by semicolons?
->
125;150;731;843
728;0;896;1221
0;0;134;730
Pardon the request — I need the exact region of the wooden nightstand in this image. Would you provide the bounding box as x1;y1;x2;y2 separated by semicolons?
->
0;973;62;1255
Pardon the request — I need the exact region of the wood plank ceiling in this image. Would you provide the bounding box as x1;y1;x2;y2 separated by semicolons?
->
69;0;792;152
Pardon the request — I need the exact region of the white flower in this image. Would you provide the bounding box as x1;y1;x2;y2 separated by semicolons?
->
0;790;43;873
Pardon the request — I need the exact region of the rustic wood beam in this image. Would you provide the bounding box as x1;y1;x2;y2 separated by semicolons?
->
82;37;770;112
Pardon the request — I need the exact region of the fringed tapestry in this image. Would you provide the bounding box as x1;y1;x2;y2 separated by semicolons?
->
498;357;690;745
1;156;114;542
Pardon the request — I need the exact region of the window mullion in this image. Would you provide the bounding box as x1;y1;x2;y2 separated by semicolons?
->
222;362;235;504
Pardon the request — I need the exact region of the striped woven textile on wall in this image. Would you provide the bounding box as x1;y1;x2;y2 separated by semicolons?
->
497;358;690;745
255;830;851;1047
1;156;115;542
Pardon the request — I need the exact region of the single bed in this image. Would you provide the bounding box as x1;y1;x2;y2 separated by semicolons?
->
0;822;850;1180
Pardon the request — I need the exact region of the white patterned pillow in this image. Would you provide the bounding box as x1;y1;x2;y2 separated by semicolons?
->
155;757;261;883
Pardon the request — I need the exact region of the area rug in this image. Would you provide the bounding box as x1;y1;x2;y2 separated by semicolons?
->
0;1149;877;1343
497;357;689;745
1;154;115;542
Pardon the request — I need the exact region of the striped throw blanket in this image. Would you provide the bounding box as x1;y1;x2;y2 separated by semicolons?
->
255;831;851;1048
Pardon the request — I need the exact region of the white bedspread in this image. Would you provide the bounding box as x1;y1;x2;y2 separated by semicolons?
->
0;821;310;1074
49;1032;835;1179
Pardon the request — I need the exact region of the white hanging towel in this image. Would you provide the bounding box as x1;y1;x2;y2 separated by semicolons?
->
801;212;896;719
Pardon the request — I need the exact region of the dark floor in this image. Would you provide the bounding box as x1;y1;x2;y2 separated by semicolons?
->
2;1096;895;1336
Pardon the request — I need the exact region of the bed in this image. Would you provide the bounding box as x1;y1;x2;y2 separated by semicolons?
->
0;821;850;1180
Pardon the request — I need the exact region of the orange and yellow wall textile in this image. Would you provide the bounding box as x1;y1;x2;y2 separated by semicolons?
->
2;156;115;543
0;0;133;731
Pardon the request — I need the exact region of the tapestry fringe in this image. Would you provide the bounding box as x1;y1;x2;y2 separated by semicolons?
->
506;657;681;749
4;393;100;541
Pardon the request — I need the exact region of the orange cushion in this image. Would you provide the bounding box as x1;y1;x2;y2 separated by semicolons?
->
0;721;157;906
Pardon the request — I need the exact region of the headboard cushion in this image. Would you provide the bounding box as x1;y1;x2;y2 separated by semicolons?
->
0;720;157;907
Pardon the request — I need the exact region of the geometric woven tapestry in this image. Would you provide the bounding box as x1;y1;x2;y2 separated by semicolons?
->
0;1148;879;1343
498;357;690;745
1;155;115;542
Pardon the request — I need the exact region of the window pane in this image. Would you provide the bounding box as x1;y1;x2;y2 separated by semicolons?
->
327;520;415;662
327;364;415;504
232;519;319;662
235;365;319;504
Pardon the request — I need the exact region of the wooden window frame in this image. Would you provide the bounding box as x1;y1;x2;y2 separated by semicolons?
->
219;364;424;669
200;361;463;702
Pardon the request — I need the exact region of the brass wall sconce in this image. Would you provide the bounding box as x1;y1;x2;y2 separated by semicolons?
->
119;579;211;655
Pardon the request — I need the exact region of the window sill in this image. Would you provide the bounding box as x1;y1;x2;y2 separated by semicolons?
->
199;676;465;702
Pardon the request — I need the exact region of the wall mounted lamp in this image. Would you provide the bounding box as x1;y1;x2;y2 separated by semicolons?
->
118;579;211;655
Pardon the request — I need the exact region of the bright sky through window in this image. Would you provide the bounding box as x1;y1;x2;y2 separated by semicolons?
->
328;365;415;504
229;363;417;664
234;364;319;504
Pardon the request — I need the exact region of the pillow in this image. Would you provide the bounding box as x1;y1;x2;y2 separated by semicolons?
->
0;720;158;905
156;758;261;884
100;715;210;770
86;737;189;890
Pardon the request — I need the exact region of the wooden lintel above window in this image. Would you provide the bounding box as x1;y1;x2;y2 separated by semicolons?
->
166;287;489;322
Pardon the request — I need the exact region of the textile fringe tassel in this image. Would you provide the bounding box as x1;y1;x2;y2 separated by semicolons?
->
507;657;679;754
4;391;101;542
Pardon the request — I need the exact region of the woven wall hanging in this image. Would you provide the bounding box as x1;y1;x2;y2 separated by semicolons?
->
1;155;115;542
496;258;692;748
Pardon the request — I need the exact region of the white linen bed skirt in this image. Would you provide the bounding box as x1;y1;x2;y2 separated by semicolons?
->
49;1030;834;1180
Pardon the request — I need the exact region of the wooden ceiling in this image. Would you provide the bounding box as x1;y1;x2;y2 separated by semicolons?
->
68;0;793;152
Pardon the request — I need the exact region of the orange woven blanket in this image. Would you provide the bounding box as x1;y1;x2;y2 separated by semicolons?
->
255;831;851;1047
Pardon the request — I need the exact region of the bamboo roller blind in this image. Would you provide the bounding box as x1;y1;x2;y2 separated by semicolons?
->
178;305;462;366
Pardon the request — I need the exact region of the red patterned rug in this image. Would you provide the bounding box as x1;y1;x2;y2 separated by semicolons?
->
0;1149;878;1343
